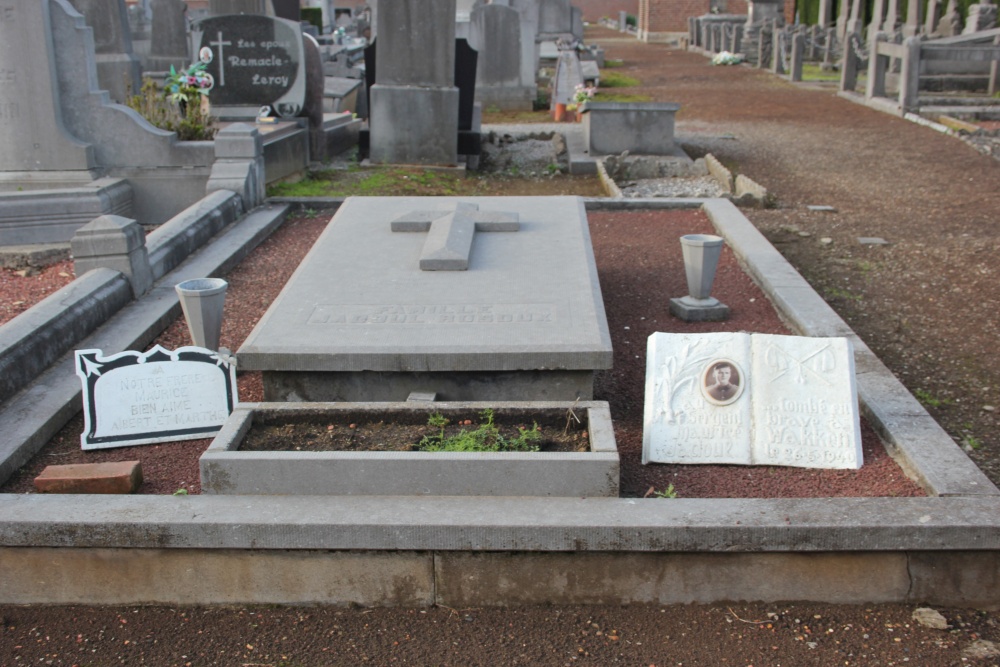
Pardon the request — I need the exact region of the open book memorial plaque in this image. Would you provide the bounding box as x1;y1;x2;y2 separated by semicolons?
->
642;332;863;469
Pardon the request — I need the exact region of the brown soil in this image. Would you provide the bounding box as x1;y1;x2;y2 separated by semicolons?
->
0;259;75;326
241;415;590;453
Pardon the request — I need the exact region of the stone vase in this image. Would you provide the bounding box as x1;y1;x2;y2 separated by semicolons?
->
669;234;730;321
175;278;228;351
680;234;724;300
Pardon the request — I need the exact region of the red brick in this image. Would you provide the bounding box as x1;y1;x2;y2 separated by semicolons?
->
34;461;143;494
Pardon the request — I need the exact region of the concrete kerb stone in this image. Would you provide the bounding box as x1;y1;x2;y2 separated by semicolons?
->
1;197;1000;606
0;269;133;406
594;159;624;198
697;198;998;498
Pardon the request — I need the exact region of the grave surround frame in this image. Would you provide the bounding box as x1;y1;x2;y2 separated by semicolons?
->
0;199;999;607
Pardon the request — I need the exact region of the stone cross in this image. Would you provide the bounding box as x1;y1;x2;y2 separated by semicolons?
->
390;203;519;271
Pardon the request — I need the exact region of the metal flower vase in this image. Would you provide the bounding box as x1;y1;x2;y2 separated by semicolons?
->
669;234;731;322
175;278;228;351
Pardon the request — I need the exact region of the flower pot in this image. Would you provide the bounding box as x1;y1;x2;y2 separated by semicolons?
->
175;278;228;351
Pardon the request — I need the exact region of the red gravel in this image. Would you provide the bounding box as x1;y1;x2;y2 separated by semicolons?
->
1;208;924;498
0;259;75;325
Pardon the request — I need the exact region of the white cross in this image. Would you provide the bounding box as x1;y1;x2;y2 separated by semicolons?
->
209;31;232;86
390;203;519;271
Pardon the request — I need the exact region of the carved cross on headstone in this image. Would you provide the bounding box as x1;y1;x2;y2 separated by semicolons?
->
390;203;519;271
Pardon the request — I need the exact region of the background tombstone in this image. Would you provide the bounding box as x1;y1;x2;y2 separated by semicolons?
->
195;14;308;120
469;4;533;110
369;0;460;166
964;4;998;33
508;0;542;100
2;0;221;236
272;0;302;21
301;34;327;162
147;0;191;73
67;0;142;103
0;1;97;174
209;0;275;15
539;0;573;37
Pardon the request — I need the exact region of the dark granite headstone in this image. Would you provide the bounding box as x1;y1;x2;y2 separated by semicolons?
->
148;0;190;72
271;0;301;21
454;38;477;133
195;14;307;118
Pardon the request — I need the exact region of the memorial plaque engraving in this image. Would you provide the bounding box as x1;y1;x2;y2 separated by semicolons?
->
194;14;306;117
642;332;862;469
76;345;238;450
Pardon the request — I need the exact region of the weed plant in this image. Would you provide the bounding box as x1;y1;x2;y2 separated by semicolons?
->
127;78;216;141
418;409;542;453
600;71;641;88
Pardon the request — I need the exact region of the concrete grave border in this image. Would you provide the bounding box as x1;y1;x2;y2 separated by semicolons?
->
1;198;999;607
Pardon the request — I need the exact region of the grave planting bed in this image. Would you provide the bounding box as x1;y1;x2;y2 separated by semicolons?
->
200;402;618;497
1;206;924;499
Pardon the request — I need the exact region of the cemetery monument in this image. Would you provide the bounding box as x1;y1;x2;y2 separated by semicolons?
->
238;196;613;401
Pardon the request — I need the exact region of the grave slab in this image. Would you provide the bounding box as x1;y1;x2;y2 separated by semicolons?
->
238;196;613;401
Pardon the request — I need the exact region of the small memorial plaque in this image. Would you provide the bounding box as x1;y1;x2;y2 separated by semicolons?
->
75;345;238;450
194;14;306;117
642;332;862;469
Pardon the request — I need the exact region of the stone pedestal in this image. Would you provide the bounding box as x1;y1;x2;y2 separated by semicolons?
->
369;0;460;166
369;86;460;165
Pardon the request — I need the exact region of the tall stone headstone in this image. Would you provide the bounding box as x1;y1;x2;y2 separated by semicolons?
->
571;6;583;40
369;0;459;166
0;1;96;174
3;0;219;231
67;0;142;103
147;0;191;73
538;0;572;36
508;0;541;99
469;4;533;110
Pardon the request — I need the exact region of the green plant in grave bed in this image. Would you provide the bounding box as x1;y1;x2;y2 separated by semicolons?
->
914;389;953;409
600;71;640;88
823;286;862;301
604;58;625;68
963;434;983;450
418;408;542;452
646;484;678;499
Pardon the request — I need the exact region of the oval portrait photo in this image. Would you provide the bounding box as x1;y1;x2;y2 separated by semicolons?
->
701;359;745;406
